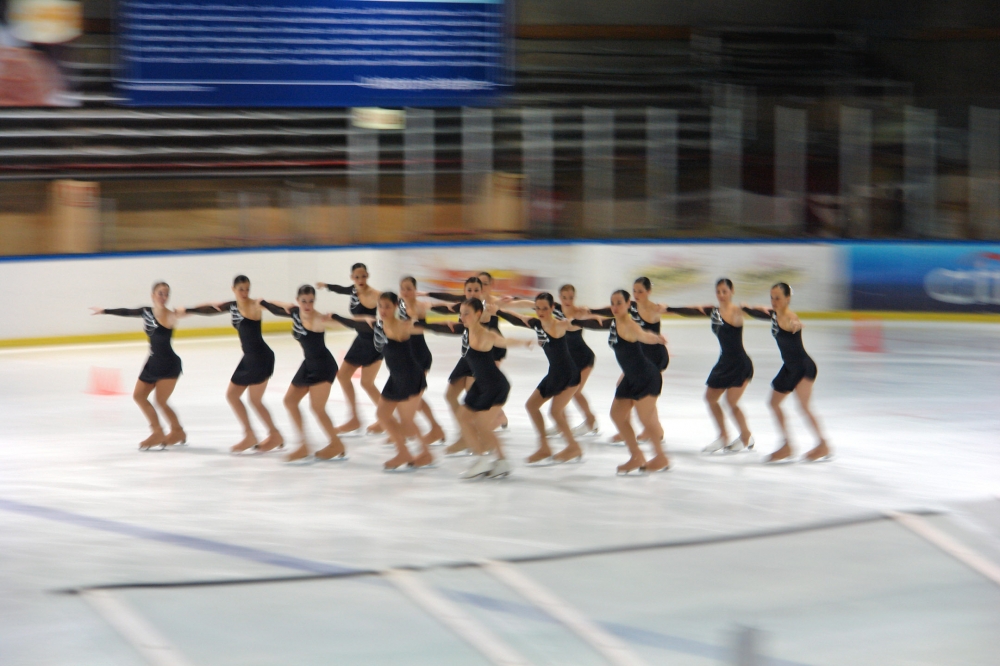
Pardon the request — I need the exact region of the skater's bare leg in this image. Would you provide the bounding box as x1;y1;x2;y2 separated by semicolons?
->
226;382;257;452
249;381;283;452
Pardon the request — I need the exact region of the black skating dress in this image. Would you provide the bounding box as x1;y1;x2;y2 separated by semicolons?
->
498;311;580;399
463;335;511;412
770;313;817;393
576;318;661;400
629;302;669;372
398;299;433;372
592;302;668;371
430;300;475;385
226;302;275;386
103;307;182;384
326;284;383;367
706;307;754;389
554;303;596;371
375;322;428;402
262;303;338;386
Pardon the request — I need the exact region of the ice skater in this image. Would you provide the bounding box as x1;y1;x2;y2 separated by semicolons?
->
398;276;447;445
454;298;533;480
497;293;584;465
91;281;187;450
743;282;831;463
555;284;599;436
316;263;383;436
185;275;284;454
591;277;670;444
329;294;443;471
575;290;670;474
259;286;347;463
668;278;755;454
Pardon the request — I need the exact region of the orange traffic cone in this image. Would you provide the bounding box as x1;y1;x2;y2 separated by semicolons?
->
86;367;126;395
851;318;884;353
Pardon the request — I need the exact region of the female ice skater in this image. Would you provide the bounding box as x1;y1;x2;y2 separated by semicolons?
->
555;284;599;436
575;290;670;474
329;293;443;470
668;278;755;454
455;298;532;480
427;276;495;456
592;277;670;444
186;275;284;454
743;283;831;463
497;293;583;464
258;286;347;463
398;276;446;445
316;263;383;436
91;281;187;450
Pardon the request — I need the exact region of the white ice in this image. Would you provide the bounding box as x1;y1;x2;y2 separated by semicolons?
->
1;320;999;665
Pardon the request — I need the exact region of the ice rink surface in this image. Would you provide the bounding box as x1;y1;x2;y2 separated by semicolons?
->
2;319;999;665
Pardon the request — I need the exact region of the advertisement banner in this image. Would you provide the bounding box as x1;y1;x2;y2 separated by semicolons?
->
849;242;1000;312
116;0;509;107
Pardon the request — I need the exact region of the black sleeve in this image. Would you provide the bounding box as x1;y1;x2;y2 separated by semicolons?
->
427;291;464;303
742;306;773;321
330;313;373;333
102;307;145;317
184;302;232;315
572;318;612;330
260;300;291;318
667;306;710;317
326;284;355;295
589;307;613;317
496;310;530;328
420;322;465;336
430;303;461;314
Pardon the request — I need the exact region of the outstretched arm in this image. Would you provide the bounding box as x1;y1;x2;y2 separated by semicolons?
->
418;321;465;336
430;302;461;314
637;329;668;346
667;305;712;317
588;306;613;317
426;291;464;303
317;282;355;295
260;300;293;318
92;307;144;317
326;312;374;333
489;331;532;349
742;305;773;321
181;301;233;316
495;310;531;328
572;317;612;330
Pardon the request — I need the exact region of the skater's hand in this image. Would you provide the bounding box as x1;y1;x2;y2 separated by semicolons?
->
89;307;104;315
656;334;668;346
315;282;327;289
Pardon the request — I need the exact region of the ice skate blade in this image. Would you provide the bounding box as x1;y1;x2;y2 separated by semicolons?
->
383;463;416;473
337;429;366;439
616;466;646;476
802;453;834;463
553;455;583;465
314;453;349;462
445;449;474;458
525;456;555;467
641;463;670;474
412;461;439;470
285;456;315;466
138;443;167;452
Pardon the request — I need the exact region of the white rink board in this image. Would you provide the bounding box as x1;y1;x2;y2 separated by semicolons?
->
0;242;845;341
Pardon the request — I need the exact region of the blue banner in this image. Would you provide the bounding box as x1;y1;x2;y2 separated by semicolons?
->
850;243;1000;312
116;0;509;106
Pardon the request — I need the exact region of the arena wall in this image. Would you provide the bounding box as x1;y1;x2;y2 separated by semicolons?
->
1;240;996;346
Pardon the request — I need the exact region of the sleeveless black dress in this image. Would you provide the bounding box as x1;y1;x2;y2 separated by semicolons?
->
343;288;383;367
487;313;507;362
529;318;581;399
229;302;275;386
630;302;669;372
610;320;662;400
770;313;818;393
464;343;511;411
375;322;428;402
290;307;338;386
706;307;754;389
554;303;595;370
104;307;182;384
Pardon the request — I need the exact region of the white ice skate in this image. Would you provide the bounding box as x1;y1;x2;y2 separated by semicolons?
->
702;437;727;454
460;456;496;479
